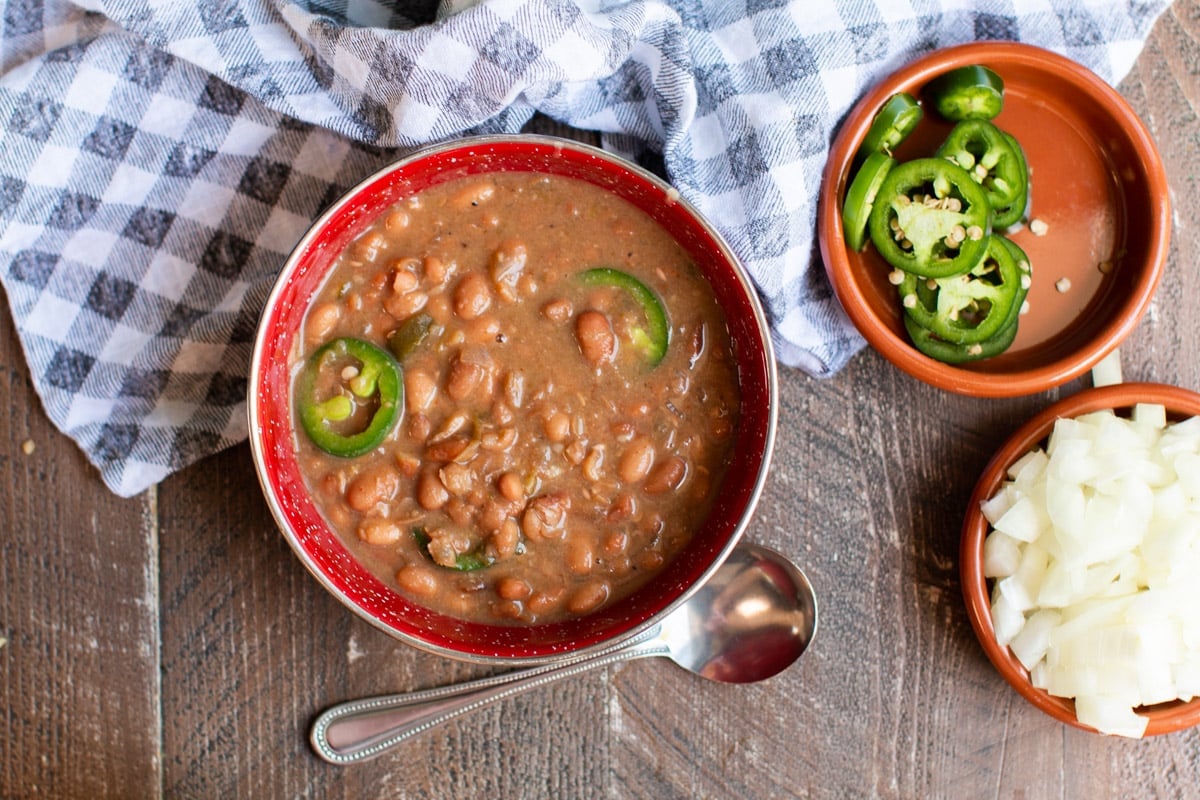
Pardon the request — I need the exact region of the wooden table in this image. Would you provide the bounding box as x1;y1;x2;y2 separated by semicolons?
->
5;5;1200;797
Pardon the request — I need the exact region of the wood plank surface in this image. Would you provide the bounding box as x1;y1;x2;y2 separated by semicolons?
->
4;2;1200;797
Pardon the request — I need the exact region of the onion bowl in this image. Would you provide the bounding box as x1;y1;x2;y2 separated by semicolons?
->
961;383;1200;736
819;42;1169;397
248;135;778;664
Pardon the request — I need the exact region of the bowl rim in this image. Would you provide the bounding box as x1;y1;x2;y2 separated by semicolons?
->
818;41;1171;398
247;133;780;665
960;382;1200;735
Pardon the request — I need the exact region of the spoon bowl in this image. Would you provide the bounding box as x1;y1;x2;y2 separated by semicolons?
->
310;542;817;763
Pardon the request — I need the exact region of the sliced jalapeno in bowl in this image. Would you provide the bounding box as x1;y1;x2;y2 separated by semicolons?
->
842;151;895;252
859;92;923;157
899;234;1021;345
936;119;1028;218
903;311;1018;363
926;64;1004;121
867;157;992;278
991;132;1030;229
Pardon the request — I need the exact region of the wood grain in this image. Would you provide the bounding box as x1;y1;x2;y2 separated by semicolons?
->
5;2;1200;796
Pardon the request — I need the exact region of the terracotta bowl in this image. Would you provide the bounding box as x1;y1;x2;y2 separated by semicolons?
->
247;135;778;664
818;42;1169;397
961;383;1200;735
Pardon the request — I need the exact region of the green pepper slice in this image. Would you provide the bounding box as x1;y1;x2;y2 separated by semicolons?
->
413;527;494;571
991;132;1030;229
899;234;1021;345
935;119;1027;217
926;65;1004;121
387;312;434;363
904;312;1018;363
860;92;923;157
296;337;403;458
842;151;895;252
579;267;670;365
867;157;992;278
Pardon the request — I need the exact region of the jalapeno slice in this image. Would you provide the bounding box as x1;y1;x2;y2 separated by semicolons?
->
387;312;434;363
991;132;1030;229
936;119;1027;217
899;234;1021;344
904;312;1018;363
579;267;670;365
842;151;895;252
860;92;923;157
296;337;403;458
867;157;992;278
926;65;1004;121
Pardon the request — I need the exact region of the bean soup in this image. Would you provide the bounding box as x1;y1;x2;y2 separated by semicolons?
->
291;170;741;624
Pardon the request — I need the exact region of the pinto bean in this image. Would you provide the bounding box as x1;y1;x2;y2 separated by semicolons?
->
491;400;514;426
606;493;636;523
567;580;610;615
453;273;493;320
390;260;420;292
438;462;474;496
345;465;401;511
445;356;485;401
527;588;564;617
492;600;523;620
385;289;428;319
521;492;569;540
617;437;655;484
426;292;452;325
416;469;450;510
542;298;572;324
643;456;687;495
544;411;570;443
477;499;509;534
575;310;616;366
451;180;496;209
566;538;594;575
406;413;432;443
497;471;524;502
424;435;472;462
405;369;438;413
496;576;532;601
305;302;340;345
396;564;439;597
602;530;629;556
357;517;401;545
384;209;410;233
488;518;520;560
423;255;449;285
352;231;386;262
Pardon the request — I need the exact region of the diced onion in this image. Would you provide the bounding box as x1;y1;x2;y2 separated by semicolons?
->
982;404;1200;738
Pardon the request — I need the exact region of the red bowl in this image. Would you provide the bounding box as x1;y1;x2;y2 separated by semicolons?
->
819;42;1169;397
248;135;778;664
961;383;1200;735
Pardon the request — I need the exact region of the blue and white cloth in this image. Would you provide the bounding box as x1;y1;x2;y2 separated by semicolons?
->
0;0;1171;495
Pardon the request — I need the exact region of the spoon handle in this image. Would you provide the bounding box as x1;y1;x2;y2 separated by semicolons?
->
311;626;667;764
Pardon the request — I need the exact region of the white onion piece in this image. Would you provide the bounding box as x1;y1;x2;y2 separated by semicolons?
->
982;404;1200;737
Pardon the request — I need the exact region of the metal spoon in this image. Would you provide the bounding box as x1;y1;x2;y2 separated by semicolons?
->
310;541;818;764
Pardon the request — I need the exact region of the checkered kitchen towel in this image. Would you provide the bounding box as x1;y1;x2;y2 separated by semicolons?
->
0;0;1171;496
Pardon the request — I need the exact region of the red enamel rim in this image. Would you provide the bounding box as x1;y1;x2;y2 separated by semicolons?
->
248;135;778;663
